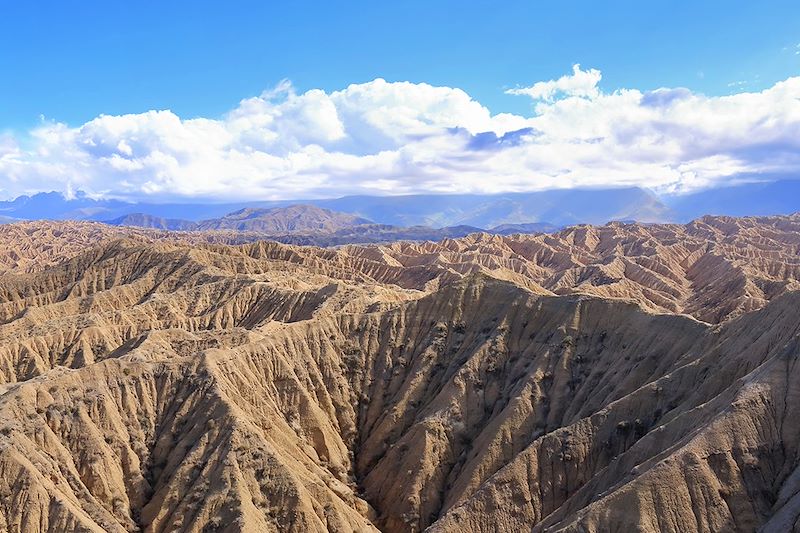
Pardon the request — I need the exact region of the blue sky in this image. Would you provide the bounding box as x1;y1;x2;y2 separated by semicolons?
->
0;1;799;201
3;1;798;128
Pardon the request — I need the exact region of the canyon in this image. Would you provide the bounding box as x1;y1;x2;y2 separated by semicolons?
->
0;214;799;532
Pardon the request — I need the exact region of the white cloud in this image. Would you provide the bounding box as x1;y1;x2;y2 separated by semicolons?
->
505;64;602;102
1;68;800;201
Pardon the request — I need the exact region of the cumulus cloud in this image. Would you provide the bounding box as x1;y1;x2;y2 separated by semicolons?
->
506;64;602;102
1;67;800;201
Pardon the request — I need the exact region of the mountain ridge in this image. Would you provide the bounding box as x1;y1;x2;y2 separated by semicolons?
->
104;205;560;245
0;214;799;531
108;205;374;233
4;181;800;228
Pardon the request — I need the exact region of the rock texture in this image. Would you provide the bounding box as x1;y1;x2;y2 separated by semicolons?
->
0;221;259;274
0;214;799;532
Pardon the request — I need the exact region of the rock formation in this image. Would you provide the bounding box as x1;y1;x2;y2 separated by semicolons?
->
0;214;798;532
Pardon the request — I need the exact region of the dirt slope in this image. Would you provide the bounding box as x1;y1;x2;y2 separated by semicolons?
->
5;214;798;321
0;214;799;532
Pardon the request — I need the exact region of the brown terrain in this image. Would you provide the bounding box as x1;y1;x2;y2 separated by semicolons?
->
105;204;545;247
0;214;799;532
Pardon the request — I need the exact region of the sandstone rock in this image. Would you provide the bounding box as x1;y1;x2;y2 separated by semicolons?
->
0;215;798;531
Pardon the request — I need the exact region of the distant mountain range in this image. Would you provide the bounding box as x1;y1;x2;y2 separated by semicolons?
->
104;213;198;231
108;205;371;233
661;180;800;221
0;187;665;227
310;187;671;227
104;205;560;245
1;180;799;229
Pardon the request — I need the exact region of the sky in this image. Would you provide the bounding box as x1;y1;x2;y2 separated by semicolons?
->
1;1;799;201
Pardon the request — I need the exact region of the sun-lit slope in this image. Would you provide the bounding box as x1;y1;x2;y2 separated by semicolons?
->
0;221;267;274
6;214;799;322
371;214;800;323
2;268;800;532
0;237;429;385
1;215;800;532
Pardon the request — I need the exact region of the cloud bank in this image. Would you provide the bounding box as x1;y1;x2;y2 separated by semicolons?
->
2;65;800;201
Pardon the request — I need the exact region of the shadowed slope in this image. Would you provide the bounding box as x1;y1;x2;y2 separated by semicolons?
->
0;217;799;531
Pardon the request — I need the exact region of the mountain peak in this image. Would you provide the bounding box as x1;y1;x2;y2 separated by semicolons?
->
194;204;372;232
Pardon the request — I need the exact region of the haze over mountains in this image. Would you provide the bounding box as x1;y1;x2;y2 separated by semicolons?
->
0;214;799;532
109;206;372;233
102;205;559;247
3;180;800;229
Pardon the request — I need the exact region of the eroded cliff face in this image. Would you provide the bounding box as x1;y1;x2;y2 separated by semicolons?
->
4;214;800;322
0;215;799;532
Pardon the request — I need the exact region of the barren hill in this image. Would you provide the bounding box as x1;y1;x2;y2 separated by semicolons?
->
0;214;799;532
193;205;372;233
106;213;199;231
107;204;373;233
104;205;497;247
4;214;799;322
0;221;262;274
